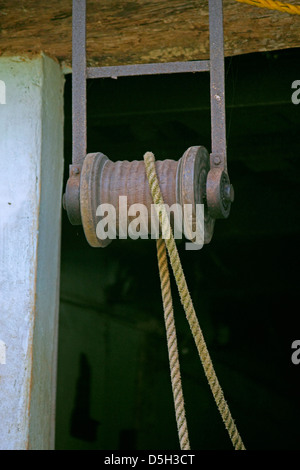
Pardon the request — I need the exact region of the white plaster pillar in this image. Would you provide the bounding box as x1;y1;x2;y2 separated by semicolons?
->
0;54;64;449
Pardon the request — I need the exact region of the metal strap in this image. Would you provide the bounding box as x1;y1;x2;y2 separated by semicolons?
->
72;0;227;170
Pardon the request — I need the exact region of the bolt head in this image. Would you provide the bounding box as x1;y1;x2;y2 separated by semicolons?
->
213;155;221;165
223;183;234;203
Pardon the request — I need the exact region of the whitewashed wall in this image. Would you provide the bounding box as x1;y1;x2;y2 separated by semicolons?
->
0;54;64;449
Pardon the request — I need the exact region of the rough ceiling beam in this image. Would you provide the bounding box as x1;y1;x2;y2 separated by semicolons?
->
0;0;299;67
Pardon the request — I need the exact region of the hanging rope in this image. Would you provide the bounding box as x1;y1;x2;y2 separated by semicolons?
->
144;151;246;450
236;0;300;15
156;237;190;450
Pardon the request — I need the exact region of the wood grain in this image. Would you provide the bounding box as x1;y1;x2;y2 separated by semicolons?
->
0;0;299;66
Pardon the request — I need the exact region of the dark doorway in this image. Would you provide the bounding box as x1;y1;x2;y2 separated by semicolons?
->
56;48;300;450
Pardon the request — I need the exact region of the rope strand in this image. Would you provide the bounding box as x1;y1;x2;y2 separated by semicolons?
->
156;237;190;450
144;151;246;450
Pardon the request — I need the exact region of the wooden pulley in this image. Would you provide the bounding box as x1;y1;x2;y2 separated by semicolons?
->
63;0;234;247
75;146;215;247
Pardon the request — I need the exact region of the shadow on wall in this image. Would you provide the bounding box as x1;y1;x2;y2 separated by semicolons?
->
70;353;99;442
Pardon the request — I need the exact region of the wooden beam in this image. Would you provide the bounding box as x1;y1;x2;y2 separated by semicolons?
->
0;0;299;67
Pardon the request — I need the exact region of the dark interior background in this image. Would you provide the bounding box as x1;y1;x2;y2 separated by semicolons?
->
55;48;300;450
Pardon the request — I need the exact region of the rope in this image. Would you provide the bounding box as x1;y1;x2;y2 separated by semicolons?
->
156;237;190;450
144;151;246;450
236;0;300;15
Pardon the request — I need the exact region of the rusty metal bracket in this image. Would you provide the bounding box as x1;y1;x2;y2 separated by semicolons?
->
64;0;233;243
207;0;234;219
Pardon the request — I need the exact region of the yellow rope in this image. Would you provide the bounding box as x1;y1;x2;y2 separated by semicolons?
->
236;0;300;15
144;151;246;450
156;237;190;450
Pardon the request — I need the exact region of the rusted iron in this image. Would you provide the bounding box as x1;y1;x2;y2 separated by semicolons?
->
72;0;86;166
206;168;233;219
206;0;234;220
87;61;210;79
178;146;215;244
80;147;215;247
64;164;82;225
209;0;227;169
64;0;233;245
